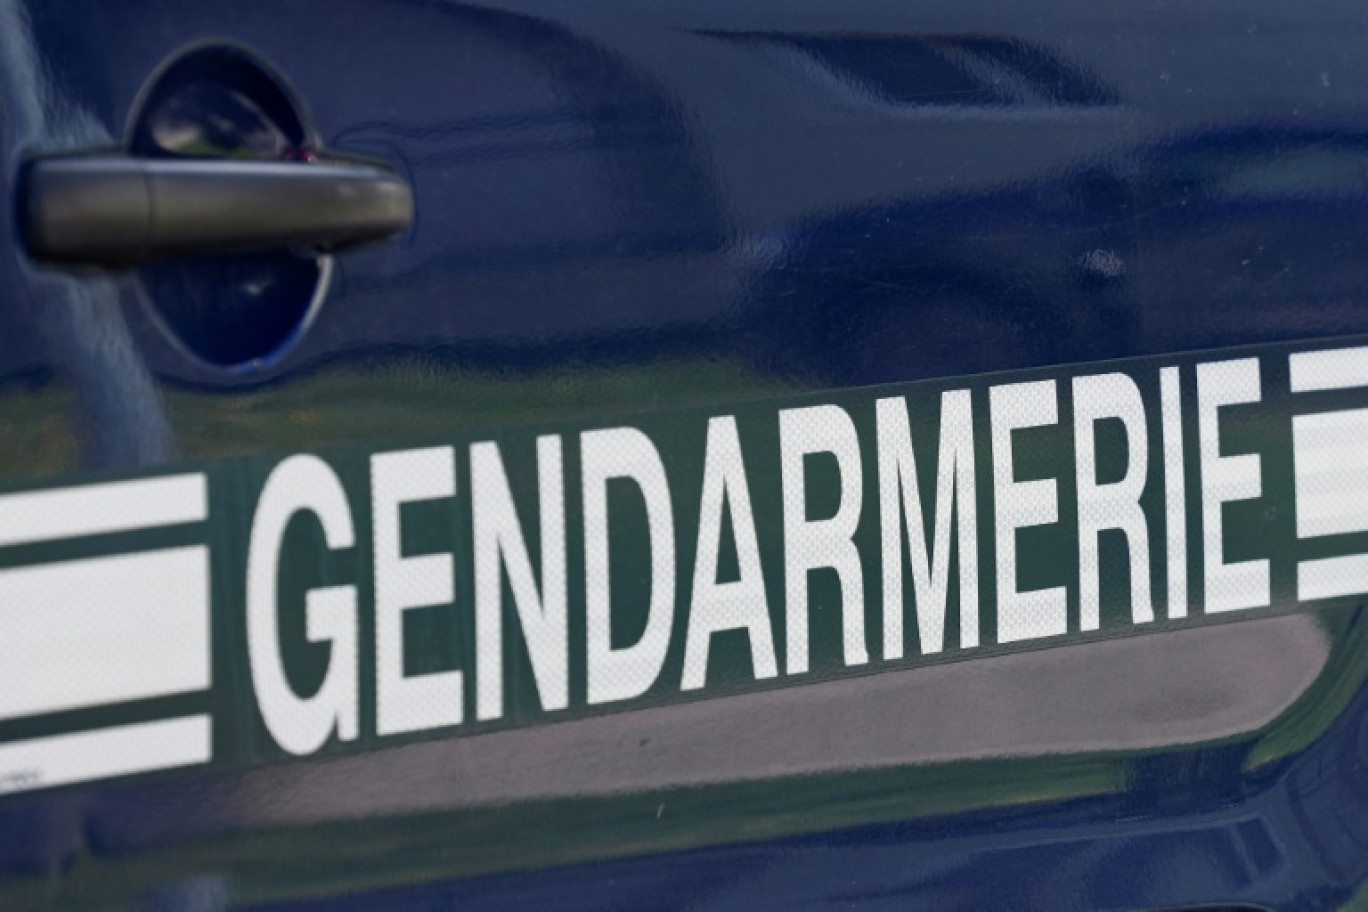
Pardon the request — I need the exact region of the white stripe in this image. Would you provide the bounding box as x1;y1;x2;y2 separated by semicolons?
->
1293;409;1368;538
0;716;211;795
1290;346;1368;393
1298;493;1368;533
1290;441;1368;477
1160;367;1188;618
1299;554;1368;601
0;474;207;548
0;547;210;720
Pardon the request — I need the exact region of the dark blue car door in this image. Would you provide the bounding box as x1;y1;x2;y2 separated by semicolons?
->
4;1;1368;909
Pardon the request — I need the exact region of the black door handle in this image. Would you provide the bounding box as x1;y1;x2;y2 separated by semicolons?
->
21;155;414;267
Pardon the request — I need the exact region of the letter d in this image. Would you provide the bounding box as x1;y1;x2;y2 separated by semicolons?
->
582;428;675;705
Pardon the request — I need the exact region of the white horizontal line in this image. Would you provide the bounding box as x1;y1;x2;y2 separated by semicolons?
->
1297;494;1368;535
1290;346;1368;393
0;716;211;795
1293;409;1368;538
1299;554;1368;601
0;548;210;720
0;474;207;548
1290;442;1368;477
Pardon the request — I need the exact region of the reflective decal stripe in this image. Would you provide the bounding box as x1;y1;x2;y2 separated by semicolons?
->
0;547;210;719
6;338;1368;796
1289;344;1368;392
0;473;212;793
0;474;206;547
1290;347;1368;601
0;716;211;794
1297;554;1368;602
1292;409;1368;540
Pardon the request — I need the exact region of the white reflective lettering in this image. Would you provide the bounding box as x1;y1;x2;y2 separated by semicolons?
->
1160;366;1188;618
779;404;867;674
371;447;463;736
1073;373;1153;630
682;416;777;691
876;390;978;658
583;428;676;705
991;381;1067;643
473;437;568;720
247;455;358;756
1197;359;1269;613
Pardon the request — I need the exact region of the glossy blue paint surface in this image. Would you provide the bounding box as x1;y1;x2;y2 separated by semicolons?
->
3;0;1368;908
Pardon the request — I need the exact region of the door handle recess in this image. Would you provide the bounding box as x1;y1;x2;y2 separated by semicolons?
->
21;156;414;267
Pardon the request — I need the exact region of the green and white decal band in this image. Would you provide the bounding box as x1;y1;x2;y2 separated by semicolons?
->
1;338;1366;794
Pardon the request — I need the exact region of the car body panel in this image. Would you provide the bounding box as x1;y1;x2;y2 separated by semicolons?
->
3;0;1368;909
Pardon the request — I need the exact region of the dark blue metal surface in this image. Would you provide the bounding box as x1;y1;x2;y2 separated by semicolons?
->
3;0;1368;908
